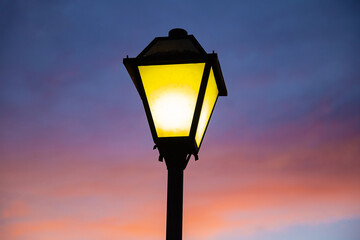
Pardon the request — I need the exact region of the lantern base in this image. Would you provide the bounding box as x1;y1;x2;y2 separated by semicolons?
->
155;137;198;170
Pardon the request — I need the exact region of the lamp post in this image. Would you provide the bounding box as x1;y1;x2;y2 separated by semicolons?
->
123;28;227;240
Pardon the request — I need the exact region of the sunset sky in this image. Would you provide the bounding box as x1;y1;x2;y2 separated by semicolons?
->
1;1;359;240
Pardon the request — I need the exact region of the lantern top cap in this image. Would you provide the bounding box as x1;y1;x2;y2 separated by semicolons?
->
169;28;188;39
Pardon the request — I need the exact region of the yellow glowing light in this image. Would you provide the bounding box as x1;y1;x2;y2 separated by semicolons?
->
195;67;219;146
139;63;205;137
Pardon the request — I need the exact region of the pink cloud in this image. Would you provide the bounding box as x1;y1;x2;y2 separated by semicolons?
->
1;201;31;219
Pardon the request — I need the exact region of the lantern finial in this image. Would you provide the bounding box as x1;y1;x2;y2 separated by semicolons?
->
169;28;188;39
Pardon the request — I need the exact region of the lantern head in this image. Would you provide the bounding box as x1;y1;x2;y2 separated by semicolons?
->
124;29;227;159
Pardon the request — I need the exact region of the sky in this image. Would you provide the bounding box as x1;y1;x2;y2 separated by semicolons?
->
0;0;359;239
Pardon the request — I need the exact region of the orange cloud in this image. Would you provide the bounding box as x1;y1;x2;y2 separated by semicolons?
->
1;201;31;219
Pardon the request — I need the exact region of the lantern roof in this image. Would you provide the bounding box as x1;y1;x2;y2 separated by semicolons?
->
124;28;227;97
137;28;207;59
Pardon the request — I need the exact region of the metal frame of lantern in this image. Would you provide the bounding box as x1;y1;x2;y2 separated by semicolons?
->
123;31;227;163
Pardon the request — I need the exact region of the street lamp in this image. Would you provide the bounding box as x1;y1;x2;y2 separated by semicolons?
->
123;28;227;240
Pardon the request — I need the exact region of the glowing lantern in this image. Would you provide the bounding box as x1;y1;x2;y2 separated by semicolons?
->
124;28;227;161
124;28;227;240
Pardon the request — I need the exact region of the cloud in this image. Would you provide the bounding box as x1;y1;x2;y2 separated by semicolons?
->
1;201;31;219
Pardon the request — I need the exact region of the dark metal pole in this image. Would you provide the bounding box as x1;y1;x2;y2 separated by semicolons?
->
163;150;188;240
166;167;184;240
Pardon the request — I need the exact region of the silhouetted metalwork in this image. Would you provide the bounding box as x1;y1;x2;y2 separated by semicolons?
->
124;28;227;240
